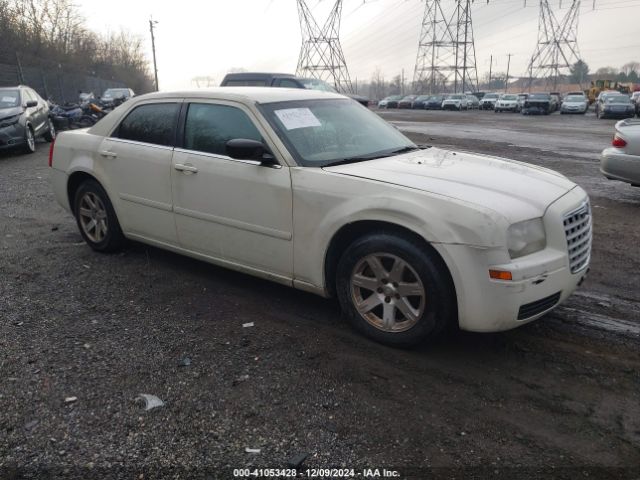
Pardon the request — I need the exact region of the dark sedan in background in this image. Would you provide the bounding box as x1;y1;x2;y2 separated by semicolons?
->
411;95;432;109
522;93;555;115
398;95;418;109
597;95;635;119
423;95;445;110
0;85;55;154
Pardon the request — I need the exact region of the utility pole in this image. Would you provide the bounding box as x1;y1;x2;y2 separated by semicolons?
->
401;68;405;95
488;54;493;88
505;53;513;92
149;17;159;91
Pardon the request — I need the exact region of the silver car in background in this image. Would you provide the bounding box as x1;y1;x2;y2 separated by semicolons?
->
601;119;640;186
561;95;589;114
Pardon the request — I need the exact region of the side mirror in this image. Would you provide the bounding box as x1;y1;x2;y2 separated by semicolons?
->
25;100;38;108
225;138;278;167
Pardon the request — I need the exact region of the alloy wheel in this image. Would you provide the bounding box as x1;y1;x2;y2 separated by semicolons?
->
78;192;108;243
26;128;35;151
350;253;426;333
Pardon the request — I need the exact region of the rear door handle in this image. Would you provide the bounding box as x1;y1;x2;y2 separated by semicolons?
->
99;150;117;158
174;163;198;174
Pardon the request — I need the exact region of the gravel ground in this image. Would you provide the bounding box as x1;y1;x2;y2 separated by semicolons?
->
1;110;639;480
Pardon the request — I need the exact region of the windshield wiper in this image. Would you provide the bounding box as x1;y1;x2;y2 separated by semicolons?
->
324;154;389;167
324;146;423;167
388;145;422;155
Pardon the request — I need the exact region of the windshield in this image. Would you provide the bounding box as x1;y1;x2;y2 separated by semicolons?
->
428;96;443;101
300;78;337;93
565;95;585;102
447;95;464;100
260;99;415;167
484;94;499;99
103;89;129;98
607;96;630;104
501;95;517;100
529;94;550;100
0;89;21;109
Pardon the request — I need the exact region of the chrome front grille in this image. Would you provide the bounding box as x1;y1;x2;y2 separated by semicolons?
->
563;201;592;273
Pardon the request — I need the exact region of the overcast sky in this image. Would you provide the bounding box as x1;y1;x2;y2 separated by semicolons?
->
78;0;640;91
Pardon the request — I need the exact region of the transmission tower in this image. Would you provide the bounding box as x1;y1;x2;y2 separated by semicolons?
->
413;0;478;94
296;0;354;94
525;0;582;90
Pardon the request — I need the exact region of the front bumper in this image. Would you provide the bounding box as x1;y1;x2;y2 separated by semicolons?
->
480;102;495;110
601;148;640;186
438;187;590;332
0;124;25;150
496;104;518;110
601;110;635;119
442;103;462;110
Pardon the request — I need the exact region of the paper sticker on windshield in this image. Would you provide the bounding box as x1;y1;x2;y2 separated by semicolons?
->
2;96;16;102
275;108;321;130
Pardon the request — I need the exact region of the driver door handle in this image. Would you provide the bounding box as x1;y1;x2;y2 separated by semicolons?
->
99;150;117;158
174;163;198;174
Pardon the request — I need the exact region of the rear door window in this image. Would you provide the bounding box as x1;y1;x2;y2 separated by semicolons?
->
277;79;301;88
183;103;262;156
114;103;179;147
224;79;268;86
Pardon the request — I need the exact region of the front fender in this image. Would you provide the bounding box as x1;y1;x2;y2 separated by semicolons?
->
290;168;506;290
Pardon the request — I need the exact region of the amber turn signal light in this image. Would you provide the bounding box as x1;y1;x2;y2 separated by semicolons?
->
489;270;513;281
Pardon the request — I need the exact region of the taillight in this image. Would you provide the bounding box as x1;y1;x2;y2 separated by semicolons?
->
612;135;627;148
48;138;55;167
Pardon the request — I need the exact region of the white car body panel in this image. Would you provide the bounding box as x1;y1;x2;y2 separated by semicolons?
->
50;87;591;333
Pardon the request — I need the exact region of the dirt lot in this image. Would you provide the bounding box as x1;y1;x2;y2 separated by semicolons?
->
1;110;639;479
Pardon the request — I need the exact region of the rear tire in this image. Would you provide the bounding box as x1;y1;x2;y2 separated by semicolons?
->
73;179;125;253
43;118;56;142
336;233;456;347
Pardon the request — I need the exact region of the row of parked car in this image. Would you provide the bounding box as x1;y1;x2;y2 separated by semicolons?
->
0;85;135;154
378;90;640;119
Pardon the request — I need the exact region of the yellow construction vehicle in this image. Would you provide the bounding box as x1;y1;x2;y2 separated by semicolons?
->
588;80;631;103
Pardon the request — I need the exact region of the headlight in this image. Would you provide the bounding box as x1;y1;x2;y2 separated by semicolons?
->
507;218;546;258
0;114;20;128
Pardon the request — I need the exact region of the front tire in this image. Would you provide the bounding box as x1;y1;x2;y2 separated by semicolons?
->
74;179;125;252
336;233;456;347
23;126;36;154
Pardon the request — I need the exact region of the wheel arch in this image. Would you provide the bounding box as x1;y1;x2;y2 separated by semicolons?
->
323;220;457;306
67;171;102;214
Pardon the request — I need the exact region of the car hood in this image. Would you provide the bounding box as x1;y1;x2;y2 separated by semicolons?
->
323;147;576;223
0;106;23;120
442;99;461;103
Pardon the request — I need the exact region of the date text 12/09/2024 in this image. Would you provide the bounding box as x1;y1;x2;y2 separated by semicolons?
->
233;468;401;478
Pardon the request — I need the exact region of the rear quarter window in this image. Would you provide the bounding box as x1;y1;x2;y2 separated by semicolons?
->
114;103;179;147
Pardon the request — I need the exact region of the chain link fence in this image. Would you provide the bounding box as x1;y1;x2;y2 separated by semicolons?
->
0;55;126;103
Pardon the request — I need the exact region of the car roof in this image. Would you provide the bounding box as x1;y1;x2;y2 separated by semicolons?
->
111;87;345;105
223;72;296;79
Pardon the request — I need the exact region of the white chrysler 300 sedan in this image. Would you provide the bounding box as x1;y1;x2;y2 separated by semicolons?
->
49;88;592;346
